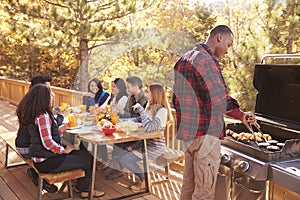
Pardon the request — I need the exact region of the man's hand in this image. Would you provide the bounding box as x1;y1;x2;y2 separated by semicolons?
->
132;103;142;112
241;112;257;132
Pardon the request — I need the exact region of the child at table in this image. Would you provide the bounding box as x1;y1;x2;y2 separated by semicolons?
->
119;83;173;191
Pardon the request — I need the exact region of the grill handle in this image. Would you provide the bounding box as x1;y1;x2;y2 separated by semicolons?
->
233;179;266;194
261;54;300;64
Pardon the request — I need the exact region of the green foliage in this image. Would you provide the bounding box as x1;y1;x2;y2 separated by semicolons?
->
256;0;300;54
1;0;154;89
87;0;216;99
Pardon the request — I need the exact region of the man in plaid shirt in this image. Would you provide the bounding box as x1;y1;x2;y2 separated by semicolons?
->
173;25;256;200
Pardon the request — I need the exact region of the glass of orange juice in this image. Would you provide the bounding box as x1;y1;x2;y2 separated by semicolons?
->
68;115;78;127
106;105;111;112
110;111;119;125
89;105;95;115
80;105;87;113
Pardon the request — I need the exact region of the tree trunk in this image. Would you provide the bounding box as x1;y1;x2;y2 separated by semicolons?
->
286;0;295;54
287;38;293;54
79;38;89;91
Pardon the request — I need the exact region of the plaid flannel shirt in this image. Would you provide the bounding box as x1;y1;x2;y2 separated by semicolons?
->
32;113;64;163
173;44;243;141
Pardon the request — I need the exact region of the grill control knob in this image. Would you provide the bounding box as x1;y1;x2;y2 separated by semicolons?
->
221;154;231;165
238;161;250;172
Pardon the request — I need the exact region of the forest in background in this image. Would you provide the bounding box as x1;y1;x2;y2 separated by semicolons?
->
0;0;299;111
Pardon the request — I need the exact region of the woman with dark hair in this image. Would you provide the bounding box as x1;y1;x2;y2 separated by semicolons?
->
16;84;104;198
102;78;128;179
82;78;110;111
82;78;109;164
109;78;128;113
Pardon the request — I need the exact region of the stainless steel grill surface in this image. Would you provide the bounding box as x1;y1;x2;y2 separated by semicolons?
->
270;159;300;194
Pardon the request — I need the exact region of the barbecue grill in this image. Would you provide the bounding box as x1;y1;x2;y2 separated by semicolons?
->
215;54;300;200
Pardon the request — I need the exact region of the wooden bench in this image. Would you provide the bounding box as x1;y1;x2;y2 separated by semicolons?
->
152;148;184;185
0;131;85;200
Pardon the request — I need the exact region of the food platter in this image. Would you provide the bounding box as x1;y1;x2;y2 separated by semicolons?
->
117;120;139;132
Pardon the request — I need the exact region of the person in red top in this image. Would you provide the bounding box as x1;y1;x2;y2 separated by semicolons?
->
172;25;256;200
16;84;105;198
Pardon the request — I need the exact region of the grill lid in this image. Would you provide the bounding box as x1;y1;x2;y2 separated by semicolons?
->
253;61;300;129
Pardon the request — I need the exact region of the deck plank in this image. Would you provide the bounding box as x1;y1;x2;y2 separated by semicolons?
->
0;176;19;200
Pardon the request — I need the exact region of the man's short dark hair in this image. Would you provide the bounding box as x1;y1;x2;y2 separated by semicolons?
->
209;25;233;37
126;76;143;89
30;75;52;87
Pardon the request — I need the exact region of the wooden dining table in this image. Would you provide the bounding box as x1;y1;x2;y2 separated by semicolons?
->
65;125;164;200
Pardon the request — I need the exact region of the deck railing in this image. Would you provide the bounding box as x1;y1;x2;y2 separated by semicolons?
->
0;77;84;106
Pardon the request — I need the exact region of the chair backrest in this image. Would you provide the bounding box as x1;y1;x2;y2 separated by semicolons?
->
164;108;182;151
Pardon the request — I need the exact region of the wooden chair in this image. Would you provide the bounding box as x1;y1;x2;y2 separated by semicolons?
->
151;110;184;185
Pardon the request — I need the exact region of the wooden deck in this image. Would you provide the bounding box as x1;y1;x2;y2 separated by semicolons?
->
0;100;182;200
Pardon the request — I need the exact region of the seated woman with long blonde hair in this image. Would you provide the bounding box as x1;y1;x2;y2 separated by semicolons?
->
119;83;173;191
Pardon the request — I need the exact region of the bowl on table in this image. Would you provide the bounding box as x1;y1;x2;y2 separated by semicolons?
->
117;120;139;132
102;125;116;136
83;121;94;126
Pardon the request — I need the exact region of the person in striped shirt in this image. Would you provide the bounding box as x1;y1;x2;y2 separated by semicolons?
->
119;83;173;191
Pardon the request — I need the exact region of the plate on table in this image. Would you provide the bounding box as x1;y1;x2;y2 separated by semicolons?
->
117;120;139;132
91;124;102;131
67;126;97;135
67;126;82;130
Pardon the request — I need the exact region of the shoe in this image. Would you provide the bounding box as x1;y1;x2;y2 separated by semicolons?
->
96;161;103;170
79;190;105;198
131;180;146;191
105;169;124;180
102;166;114;176
27;168;58;193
